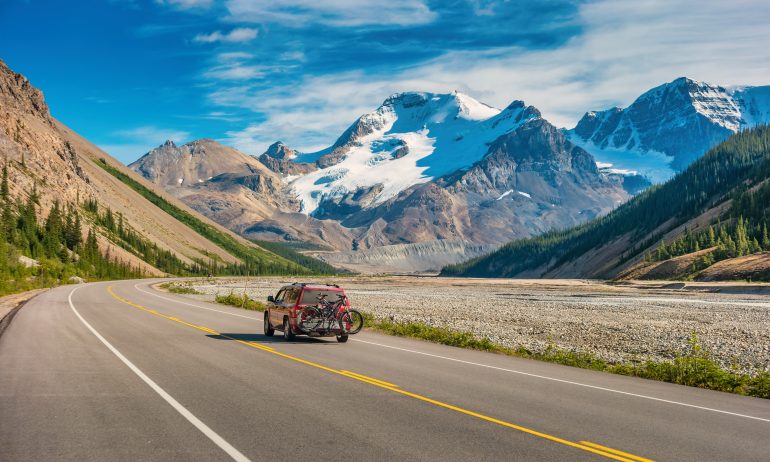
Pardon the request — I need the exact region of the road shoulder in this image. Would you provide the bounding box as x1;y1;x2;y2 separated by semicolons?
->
0;288;49;338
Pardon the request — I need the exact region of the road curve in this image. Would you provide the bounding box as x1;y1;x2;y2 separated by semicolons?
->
1;279;769;461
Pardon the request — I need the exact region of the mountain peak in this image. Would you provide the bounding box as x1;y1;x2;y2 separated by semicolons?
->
0;58;50;119
263;140;296;160
130;137;271;186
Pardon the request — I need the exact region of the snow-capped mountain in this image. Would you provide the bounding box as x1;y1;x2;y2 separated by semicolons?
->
569;77;770;181
279;91;541;215
256;93;629;248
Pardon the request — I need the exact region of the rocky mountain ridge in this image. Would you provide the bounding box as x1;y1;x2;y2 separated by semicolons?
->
569;77;770;179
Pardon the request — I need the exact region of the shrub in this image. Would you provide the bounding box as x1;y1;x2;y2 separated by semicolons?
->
215;291;265;311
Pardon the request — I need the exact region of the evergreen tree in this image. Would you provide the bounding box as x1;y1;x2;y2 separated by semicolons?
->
1;164;13;242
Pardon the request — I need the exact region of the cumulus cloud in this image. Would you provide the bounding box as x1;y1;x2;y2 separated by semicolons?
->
224;0;436;27
212;0;770;153
194;27;258;43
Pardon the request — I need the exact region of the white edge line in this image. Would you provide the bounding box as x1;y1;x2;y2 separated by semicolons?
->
68;285;251;462
133;281;770;424
349;338;770;424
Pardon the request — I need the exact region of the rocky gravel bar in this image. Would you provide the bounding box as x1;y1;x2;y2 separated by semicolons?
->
171;276;770;375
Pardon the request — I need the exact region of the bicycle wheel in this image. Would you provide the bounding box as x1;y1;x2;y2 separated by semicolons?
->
298;307;322;333
339;309;364;334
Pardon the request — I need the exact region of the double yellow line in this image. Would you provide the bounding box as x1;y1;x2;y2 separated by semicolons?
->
107;286;653;462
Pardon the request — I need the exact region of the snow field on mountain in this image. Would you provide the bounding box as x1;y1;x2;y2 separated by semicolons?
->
570;135;675;183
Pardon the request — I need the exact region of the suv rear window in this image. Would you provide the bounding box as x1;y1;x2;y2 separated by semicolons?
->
300;289;344;305
284;288;300;304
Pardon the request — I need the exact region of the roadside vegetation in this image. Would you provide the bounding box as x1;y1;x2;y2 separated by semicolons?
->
214;291;266;311
365;314;770;399
0;165;143;296
158;282;201;295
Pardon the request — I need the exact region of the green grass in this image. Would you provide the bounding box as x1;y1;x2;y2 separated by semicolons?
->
215;291;266;312
365;315;770;399
95;159;309;275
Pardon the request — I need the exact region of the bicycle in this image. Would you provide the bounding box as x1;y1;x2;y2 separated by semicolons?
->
298;293;364;336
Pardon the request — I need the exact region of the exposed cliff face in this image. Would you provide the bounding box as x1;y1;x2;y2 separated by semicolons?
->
258;141;317;176
308;239;493;274
0;60;49;118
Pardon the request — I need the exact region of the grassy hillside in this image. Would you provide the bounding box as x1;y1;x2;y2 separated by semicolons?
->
442;125;770;279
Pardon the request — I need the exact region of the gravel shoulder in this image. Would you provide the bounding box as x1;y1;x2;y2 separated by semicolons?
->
167;276;770;375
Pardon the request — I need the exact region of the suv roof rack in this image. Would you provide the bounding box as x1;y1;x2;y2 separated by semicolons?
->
291;282;340;288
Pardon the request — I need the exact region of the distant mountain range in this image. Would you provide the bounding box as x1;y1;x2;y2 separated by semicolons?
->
127;76;770;274
131;92;638;271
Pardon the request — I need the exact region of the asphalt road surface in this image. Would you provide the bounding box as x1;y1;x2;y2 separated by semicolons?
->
1;279;769;461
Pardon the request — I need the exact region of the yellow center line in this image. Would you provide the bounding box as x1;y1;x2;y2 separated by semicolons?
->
105;286;653;462
339;370;399;388
581;442;655;462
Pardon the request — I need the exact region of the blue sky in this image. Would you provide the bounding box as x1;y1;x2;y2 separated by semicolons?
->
2;0;770;164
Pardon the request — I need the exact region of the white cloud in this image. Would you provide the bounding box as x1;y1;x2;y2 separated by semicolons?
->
194;27;258;43
205;64;265;80
224;0;436;27
113;126;191;143
211;0;770;154
216;51;253;62
279;50;306;62
155;0;213;9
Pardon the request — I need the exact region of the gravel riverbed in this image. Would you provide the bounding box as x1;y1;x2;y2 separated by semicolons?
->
170;276;770;375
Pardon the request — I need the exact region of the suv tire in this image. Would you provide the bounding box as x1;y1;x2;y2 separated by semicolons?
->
283;317;295;341
336;334;349;343
264;313;274;337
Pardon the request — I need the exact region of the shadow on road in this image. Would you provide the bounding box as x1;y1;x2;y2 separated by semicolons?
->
205;333;337;345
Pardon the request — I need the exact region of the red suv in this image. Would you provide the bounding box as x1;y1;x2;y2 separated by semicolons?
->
264;283;352;342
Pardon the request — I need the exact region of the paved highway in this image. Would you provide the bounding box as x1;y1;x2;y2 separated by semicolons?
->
1;279;769;461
